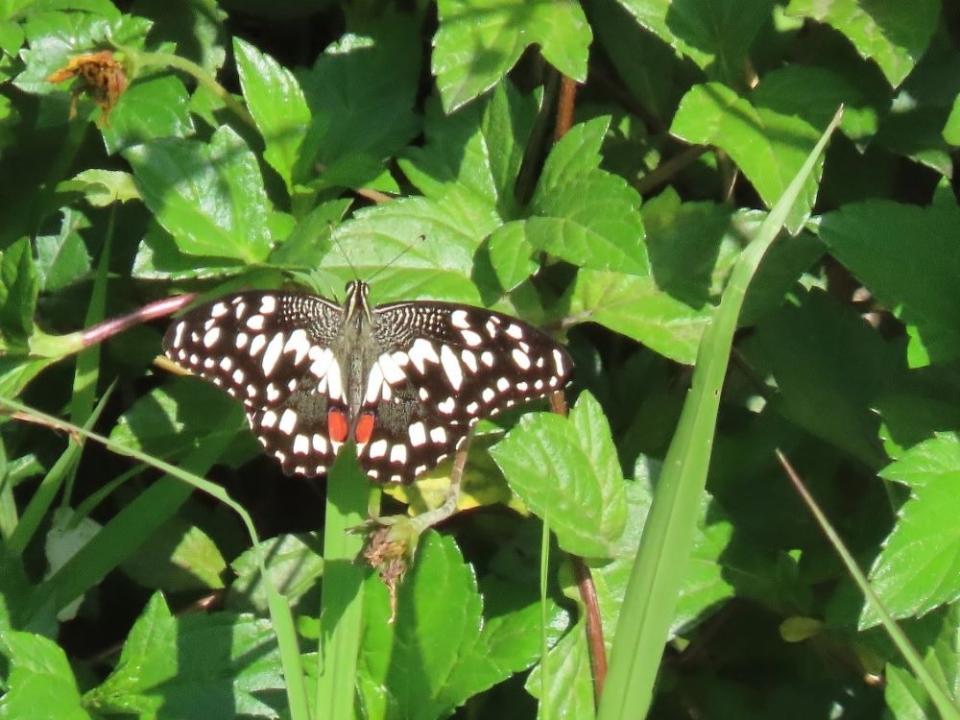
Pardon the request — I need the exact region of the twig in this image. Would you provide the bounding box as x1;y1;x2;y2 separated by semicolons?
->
633;145;709;196
82;293;196;347
554;75;578;141
548;389;608;705
572;556;608;704
354;187;393;204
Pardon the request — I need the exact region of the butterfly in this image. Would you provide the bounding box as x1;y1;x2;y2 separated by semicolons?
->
162;281;573;483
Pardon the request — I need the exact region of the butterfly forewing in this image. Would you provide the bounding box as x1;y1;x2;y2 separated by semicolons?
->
162;291;345;476
356;302;573;483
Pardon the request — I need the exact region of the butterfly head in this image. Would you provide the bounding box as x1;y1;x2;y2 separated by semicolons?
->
344;280;372;324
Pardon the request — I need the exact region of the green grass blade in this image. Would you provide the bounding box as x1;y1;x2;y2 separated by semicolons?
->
315;446;371;720
7;385;114;555
597;108;845;720
779;451;960;720
0;396;310;720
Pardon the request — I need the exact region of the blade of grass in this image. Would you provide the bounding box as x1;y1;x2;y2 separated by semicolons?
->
777;451;960;719
62;210;112;506
597;108;845;720
540;514;551;720
1;396;310;720
0;440;15;540
7;384;114;555
316;446;371;720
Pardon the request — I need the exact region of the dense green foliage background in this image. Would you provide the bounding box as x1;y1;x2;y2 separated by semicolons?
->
0;0;959;718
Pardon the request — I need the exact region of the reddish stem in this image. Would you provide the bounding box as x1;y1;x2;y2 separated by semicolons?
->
82;293;196;347
573;555;608;704
554;75;578;141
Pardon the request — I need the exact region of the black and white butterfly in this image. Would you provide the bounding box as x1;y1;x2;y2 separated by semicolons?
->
162;281;573;484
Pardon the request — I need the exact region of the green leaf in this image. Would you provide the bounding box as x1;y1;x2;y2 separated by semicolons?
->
321;196;492;304
744;289;896;468
228;532;324;615
945;94;960;146
590;479;735;641
297;15;420;191
860;434;960;628
34;209;91;292
269;198;350;268
0;237;39;346
58;168;140;207
0;628;91;720
785;0;940;87
487;221;537;291
671;82;824;233
490;392;627;558
125;126;273;262
234;37;309;191
527;119;649;275
131;0;227;73
613;0;774;83
85;592;284;718
567;268;712;365
109;377;256;465
359;532;483;719
588;0;684;126
121;515;227;592
819;199;960;367
433;0;591;112
525;620;594;719
131;221;245;281
100;75;194;155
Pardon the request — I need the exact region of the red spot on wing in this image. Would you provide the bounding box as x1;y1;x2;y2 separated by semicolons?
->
355;412;376;444
327;408;349;443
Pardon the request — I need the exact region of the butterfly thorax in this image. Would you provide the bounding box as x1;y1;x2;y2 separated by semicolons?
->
335;281;379;425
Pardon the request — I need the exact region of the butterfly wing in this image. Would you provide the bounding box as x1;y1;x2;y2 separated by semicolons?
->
162;291;345;477
356;302;573;483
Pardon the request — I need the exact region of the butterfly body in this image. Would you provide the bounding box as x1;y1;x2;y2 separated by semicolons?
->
163;281;572;483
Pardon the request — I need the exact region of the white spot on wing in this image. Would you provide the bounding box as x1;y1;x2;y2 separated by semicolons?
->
293;434;309;455
451;309;470;328
466;401;479;414
313;434;327;454
512;348;531;370
172;321;186;347
326;359;343;401
439;345;463;390
203;327;221;348
482;387;495;403
553;348;566;375
506;323;523;339
369;439;388;459
378;352;405;384
262;333;285;376
283;329;311;365
461;329;482;346
409;421;427;447
365;362;384;404
430;426;447;444
232;368;245;384
390;444;407;464
481;351;495;367
279;408;298;434
409;338;439;373
219;357;232;371
246;314;265;330
309;348;332;379
261;410;277;428
260;296;277;313
211;302;228;318
250;334;267;357
438;397;456;414
235;332;249;350
497;377;510;392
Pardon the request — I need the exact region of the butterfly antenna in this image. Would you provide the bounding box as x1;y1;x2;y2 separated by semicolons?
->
366;234;426;284
331;227;360;282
